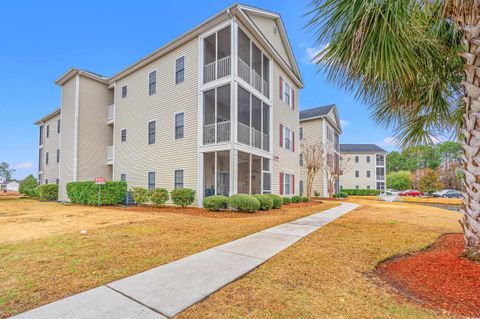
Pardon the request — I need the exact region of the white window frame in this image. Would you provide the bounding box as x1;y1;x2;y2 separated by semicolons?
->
284;173;292;196
175;56;185;84
355;170;359;178
299;127;303;140
299;153;304;166
148;71;157;95
174;169;184;189
262;158;271;194
121;85;128;98
366;170;371;178
121;128;127;143
120;174;126;182
282;79;292;107
148;120;156;145
148;172;155;190
283;125;292;151
174;112;185;140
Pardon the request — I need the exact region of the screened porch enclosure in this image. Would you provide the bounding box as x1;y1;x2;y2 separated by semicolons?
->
203;151;230;197
203;26;231;83
203;84;231;144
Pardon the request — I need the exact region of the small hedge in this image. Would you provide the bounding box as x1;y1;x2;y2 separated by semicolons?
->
291;195;301;203
313;191;320;197
24;188;38;198
150;188;169;206
283;197;291;204
203;195;227;211
171;188;195;207
266;194;283;209
342;189;380;196
19;175;38;197
333;192;349;198
132;187;150;205
67;181;127;205
37;184;58;201
227;194;260;213
253;194;273;211
302;197;310;202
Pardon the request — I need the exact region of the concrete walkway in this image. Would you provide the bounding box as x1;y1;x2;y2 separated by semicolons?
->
11;202;358;319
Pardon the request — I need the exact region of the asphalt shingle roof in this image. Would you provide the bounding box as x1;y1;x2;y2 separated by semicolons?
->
340;144;387;153
300;104;335;120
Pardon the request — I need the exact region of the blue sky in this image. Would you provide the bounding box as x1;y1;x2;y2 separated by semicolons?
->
0;0;398;179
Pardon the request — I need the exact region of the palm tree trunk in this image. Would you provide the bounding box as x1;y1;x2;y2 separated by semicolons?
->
460;19;480;260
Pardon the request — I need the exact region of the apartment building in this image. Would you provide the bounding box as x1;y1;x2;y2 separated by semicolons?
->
298;104;342;196
339;144;387;193
35;4;303;205
35;109;61;185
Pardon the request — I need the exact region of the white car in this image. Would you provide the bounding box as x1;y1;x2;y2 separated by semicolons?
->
386;189;400;196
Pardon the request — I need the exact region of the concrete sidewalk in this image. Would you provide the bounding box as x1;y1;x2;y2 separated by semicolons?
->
11;202;358;319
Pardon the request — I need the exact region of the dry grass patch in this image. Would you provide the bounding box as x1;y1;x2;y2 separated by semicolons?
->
399;197;462;205
177;199;461;319
0;199;337;318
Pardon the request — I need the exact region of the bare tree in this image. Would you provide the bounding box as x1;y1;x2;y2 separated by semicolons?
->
301;139;325;198
323;143;351;197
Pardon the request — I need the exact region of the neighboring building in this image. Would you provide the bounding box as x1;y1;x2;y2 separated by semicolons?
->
35;4;303;205
0;176;5;191
339;144;387;193
6;181;20;192
35;108;61;186
298;104;342;197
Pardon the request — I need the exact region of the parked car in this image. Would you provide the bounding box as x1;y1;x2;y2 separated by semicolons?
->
386;189;400;196
432;189;462;198
398;189;421;197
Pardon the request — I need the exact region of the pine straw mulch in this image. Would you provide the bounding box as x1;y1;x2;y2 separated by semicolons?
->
376;233;480;318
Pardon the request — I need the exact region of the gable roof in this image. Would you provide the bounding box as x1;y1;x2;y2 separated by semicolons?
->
340;144;387;154
34;108;61;125
300;104;335;120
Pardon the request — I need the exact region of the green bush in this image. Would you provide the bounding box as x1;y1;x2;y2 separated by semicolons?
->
386;170;412;191
37;184;58;201
67;181;127;205
302;197;310;202
149;188;169;206
291;195;301;203
283;197;291;204
340;192;349;198
19;174;38;197
132;187;150;205
253;194;273;211
171;188;196;207
313;191;320;197
203;195;227;211
266;194;283;209
342;189;380;196
227;194;260;213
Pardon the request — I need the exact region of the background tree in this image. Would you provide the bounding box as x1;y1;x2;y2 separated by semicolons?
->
306;0;480;259
0;162;15;181
18;175;37;195
323;144;351;197
386;151;403;173
301;139;325;198
386;171;412;190
418;169;443;195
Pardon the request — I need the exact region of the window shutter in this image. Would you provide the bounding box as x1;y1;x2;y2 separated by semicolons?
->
292;131;295;152
279;77;283;100
292;89;295;110
279;172;284;195
279;124;283;147
292;174;295;194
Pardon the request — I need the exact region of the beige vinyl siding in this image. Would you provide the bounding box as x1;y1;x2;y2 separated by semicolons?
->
340;153;377;190
272;60;300;195
58;78;77;201
299;117;326;196
114;39;198;194
77;76;113;181
42;114;61;185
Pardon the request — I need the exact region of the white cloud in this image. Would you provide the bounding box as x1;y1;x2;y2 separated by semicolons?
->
340;120;349;128
12;162;33;169
303;43;329;64
382;137;398;146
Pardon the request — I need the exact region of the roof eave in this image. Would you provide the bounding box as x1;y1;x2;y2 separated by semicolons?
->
34;108;61;125
55;68;108;86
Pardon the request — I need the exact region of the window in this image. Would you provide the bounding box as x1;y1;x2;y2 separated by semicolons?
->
38;149;42;170
175;113;184;139
148;121;156;144
284;173;292;195
148;172;155;190
122;85;127;98
299;127;303;140
367;185;371;190
366;156;370;163
281;77;293;108
45;179;49;185
281;125;294;151
56;149;60;163
174;169;184;189
366;170;371;178
56;178;59;185
175;56;185;84
39;125;44;145
355;156;359;163
355;170;359;178
327;126;334;143
120;174;126;182
355;185;359;189
57;119;61;133
45;152;49;165
299;153;304;166
121;129;127;142
262;158;271;194
148;71;156;95
46;125;50;138
299;180;304;195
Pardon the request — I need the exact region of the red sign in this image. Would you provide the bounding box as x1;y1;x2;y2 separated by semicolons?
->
95;177;106;185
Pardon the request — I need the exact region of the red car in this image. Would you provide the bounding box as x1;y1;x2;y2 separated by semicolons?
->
399;189;421;197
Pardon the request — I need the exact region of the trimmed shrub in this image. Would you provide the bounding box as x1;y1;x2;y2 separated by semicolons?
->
227;194;260;213
171;188;196;207
203;195;227;211
67;181;127;205
313;191;320;197
149;188;169;206
266;194;283;209
342;189;380;196
132;187;150;205
302;197;310;202
19;175;38;197
37;184;58;201
339;192;349;198
253;194;273;211
291;195;301;203
283;197;291;204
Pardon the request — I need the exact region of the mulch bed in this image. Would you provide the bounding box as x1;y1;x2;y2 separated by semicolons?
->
376;233;480;317
104;202;321;219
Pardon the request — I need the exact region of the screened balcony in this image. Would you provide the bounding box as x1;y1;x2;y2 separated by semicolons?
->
203;84;231;145
237;152;271;195
203;26;231;84
203;151;230;197
237;28;270;98
237;86;270;152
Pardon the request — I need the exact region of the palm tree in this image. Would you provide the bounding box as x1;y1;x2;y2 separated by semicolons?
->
306;0;480;260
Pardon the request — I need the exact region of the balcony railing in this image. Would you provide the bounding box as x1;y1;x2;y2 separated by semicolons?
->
377;175;385;180
238;58;250;84
237;58;269;98
238;122;269;151
238;122;250;146
107;104;115;124
204;56;231;84
203;121;231;145
107;145;113;164
376;160;385;166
